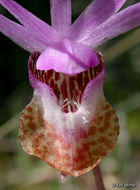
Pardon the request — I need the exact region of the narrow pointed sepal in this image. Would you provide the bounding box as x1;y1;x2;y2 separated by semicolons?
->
0;0;60;46
50;0;71;36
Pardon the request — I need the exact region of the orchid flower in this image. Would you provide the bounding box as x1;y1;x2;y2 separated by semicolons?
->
0;0;140;179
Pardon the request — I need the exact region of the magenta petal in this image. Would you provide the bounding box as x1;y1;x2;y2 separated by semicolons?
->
0;0;60;45
82;3;140;47
0;15;46;52
50;0;71;36
36;39;99;74
69;0;126;42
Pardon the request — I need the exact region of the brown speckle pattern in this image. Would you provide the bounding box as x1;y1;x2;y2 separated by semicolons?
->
19;97;119;177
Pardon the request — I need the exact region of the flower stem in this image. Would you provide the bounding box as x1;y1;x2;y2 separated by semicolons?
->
93;165;105;190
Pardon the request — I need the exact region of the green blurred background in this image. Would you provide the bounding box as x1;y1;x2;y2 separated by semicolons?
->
0;0;140;189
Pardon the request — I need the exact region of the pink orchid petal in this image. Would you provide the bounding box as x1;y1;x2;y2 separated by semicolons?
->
36;39;99;74
50;0;71;36
0;15;46;52
82;3;140;47
69;0;126;42
0;0;60;45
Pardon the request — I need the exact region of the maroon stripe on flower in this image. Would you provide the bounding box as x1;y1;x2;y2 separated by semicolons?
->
28;51;103;113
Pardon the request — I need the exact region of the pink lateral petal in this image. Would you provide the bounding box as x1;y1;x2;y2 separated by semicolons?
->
50;0;71;36
0;0;60;46
82;3;140;47
0;15;46;52
69;0;126;42
36;39;99;74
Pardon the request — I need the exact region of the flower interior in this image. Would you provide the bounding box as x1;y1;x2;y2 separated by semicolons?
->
29;51;103;113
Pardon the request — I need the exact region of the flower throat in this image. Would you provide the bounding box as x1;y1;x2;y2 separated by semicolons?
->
29;51;103;113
